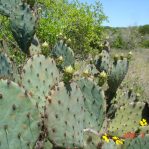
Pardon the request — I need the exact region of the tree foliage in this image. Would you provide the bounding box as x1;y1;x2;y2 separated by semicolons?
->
139;25;149;35
37;0;107;55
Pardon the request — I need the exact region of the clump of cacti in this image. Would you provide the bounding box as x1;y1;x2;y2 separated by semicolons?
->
0;2;148;149
0;0;37;55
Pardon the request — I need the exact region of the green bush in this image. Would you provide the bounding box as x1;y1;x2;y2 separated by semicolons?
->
141;40;149;48
139;25;149;35
37;0;107;56
111;34;124;49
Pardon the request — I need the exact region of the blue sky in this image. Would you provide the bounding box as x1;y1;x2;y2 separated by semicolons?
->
78;0;149;27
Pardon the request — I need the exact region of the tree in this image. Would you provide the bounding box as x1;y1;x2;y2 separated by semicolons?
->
37;0;107;56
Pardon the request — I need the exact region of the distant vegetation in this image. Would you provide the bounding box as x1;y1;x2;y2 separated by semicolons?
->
105;25;149;49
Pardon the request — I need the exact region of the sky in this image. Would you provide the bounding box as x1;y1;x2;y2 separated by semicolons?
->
78;0;149;27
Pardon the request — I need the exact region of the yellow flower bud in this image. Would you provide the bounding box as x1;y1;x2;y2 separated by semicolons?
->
82;69;90;77
42;41;49;48
64;65;74;74
114;54;119;61
58;56;63;62
99;71;107;79
127;51;133;60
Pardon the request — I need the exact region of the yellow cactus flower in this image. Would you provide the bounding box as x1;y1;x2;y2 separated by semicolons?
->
112;136;119;140
102;133;110;143
64;65;74;74
42;41;49;48
115;139;124;145
139;119;148;126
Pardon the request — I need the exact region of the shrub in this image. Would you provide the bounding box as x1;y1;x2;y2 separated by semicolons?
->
36;0;107;56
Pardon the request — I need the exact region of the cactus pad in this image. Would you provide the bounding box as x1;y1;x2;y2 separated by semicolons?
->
0;79;41;149
20;54;60;113
95;50;110;73
45;81;84;148
10;3;37;54
0;51;14;80
52;40;75;67
122;135;149;149
77;78;106;131
108;102;146;137
107;58;129;94
0;0;21;17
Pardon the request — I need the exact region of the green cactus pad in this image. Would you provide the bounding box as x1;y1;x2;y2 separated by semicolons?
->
0;79;41;149
0;0;21;17
95;50;110;73
52;40;75;67
0;51;14;80
107;86;145;119
112;87;143;107
45;81;84;148
122;135;149;149
10;3;37;54
77;78;106;131
108;102;146;137
107;58;129;94
43;140;53;149
20;54;60;113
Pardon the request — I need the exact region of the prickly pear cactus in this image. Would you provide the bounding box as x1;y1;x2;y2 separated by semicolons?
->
52;40;75;68
108;102;146;137
10;3;37;54
0;0;21;17
107;58;129;96
20;54;60;113
77;78;106;131
0;79;41;149
0;51;14;80
45;81;84;148
95;50;110;73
